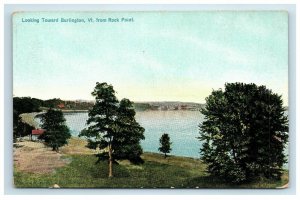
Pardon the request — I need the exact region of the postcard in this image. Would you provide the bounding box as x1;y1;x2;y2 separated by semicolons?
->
13;11;288;188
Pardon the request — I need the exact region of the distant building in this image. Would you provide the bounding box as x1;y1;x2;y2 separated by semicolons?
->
31;129;45;141
181;105;188;110
57;103;65;109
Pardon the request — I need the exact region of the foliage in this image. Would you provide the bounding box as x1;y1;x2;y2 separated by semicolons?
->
113;99;145;163
79;82;145;177
13;96;95;111
13;97;41;126
13;97;42;140
158;133;172;158
14;117;35;138
13;97;42;116
62;100;94;110
43;98;63;108
199;83;288;183
40;108;71;151
133;103;151;111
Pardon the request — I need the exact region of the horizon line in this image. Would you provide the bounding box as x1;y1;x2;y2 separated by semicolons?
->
13;95;206;104
12;95;289;107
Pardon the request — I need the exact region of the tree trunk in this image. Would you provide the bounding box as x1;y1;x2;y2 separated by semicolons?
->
108;144;113;178
164;153;167;159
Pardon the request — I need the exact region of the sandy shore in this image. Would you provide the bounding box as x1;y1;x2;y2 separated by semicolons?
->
19;112;42;128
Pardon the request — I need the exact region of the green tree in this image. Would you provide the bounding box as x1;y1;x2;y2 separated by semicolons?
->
13;97;41;115
13;97;41;125
80;82;145;177
40;108;71;151
43;98;63;108
80;82;119;178
158;133;172;158
113;99;145;164
199;83;288;183
14;117;35;138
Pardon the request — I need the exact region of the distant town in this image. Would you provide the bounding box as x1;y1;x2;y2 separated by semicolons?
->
55;99;204;111
133;101;204;111
13;97;204;112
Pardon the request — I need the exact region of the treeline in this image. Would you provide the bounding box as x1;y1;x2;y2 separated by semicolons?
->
13;97;204;113
13;97;94;111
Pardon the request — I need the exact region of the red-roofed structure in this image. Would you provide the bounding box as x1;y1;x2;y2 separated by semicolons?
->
32;129;45;135
57;103;65;109
31;129;45;141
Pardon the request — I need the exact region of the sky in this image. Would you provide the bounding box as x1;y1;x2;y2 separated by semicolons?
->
13;11;288;105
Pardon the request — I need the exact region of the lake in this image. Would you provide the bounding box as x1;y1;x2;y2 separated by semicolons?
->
63;111;204;158
35;110;289;168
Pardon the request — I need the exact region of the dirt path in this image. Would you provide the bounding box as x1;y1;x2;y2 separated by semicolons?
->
14;141;69;174
14;137;96;174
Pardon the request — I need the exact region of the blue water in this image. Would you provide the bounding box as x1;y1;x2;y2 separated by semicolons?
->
62;111;204;158
136;111;203;158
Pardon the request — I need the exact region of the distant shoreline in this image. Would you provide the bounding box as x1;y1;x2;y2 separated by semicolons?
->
61;109;89;113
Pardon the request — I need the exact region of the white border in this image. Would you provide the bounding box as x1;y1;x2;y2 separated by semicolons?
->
1;0;299;199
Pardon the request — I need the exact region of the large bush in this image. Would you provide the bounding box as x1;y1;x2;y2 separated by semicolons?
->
199;83;288;183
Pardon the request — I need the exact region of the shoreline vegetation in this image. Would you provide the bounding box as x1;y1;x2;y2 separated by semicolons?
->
13;137;288;189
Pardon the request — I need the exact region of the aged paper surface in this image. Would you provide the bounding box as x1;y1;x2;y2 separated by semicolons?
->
13;11;288;188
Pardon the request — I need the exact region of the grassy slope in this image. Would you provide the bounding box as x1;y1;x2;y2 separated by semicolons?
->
14;151;288;188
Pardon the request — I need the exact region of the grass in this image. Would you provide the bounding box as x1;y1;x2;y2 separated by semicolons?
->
14;152;288;188
60;137;96;155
